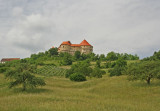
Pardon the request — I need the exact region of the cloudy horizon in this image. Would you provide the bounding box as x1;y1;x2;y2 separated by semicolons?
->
0;0;160;59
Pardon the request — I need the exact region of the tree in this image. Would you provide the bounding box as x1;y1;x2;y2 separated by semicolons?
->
62;53;72;65
106;51;118;61
74;51;81;60
96;60;101;68
116;57;127;67
99;54;105;61
126;61;160;84
142;50;160;61
91;67;106;78
5;63;46;91
109;58;127;77
49;47;58;56
65;61;92;78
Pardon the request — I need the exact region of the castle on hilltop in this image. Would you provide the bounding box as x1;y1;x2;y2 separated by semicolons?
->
58;39;93;55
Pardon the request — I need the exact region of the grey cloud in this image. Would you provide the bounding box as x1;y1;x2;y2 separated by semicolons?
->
0;0;160;59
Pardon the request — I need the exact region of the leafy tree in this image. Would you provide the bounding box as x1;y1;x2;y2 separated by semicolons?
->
49;47;58;56
80;53;88;60
142;50;160;61
109;58;127;76
116;57;127;67
74;51;81;60
65;61;92;78
126;61;160;84
62;53;72;65
99;54;106;61
30;54;38;60
0;67;9;73
91;67;105;78
5;63;46;91
96;60;101;68
109;66;124;77
106;51;118;61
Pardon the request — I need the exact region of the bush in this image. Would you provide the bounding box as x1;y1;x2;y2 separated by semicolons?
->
109;66;124;77
0;67;9;73
70;73;86;82
91;68;105;78
65;69;74;78
62;53;72;65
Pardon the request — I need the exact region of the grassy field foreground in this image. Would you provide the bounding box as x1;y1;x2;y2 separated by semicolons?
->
0;74;160;111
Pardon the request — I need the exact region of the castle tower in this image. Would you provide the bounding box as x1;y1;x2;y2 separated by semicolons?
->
80;39;93;54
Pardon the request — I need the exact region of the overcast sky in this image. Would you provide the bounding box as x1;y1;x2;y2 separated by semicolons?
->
0;0;160;59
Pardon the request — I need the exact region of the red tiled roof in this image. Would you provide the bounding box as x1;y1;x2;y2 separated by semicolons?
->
80;39;92;46
71;44;81;47
60;39;92;47
61;41;72;45
1;58;20;62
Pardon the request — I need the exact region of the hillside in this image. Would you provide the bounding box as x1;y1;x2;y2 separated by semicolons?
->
0;73;160;111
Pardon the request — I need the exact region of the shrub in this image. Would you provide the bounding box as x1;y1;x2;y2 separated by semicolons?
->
109;58;127;77
109;66;125;77
65;69;74;78
0;67;9;73
70;73;86;82
91;68;105;78
96;60;101;68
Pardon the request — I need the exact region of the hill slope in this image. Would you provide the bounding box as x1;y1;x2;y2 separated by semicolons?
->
0;74;160;111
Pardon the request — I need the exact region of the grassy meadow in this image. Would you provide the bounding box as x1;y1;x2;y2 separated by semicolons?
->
0;72;160;111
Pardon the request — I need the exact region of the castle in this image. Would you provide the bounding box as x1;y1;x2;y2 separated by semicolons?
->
58;39;93;55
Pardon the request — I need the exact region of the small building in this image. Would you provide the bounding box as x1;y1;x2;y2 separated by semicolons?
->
58;39;93;55
0;58;20;64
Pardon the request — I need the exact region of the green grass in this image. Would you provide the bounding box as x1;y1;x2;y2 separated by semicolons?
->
0;73;160;111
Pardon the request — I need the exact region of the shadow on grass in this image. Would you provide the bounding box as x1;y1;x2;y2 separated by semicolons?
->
12;88;52;94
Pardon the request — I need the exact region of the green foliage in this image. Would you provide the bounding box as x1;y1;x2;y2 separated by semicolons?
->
105;61;116;68
143;50;160;61
61;53;72;65
116;57;127;67
109;66;126;77
5;63;45;91
106;51;139;61
126;61;160;84
74;51;81;60
65;61;92;78
48;47;58;56
109;58;127;77
96;60;101;68
106;51;118;61
0;67;9;73
37;65;66;77
70;73;86;82
99;54;105;61
91;67;105;78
